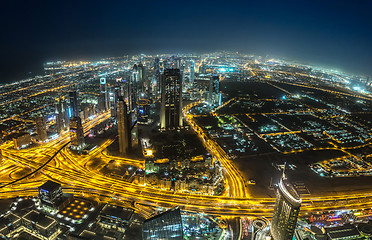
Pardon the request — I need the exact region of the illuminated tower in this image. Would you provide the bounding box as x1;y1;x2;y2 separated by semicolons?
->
208;75;220;105
160;69;183;130
129;64;138;111
109;86;120;118
69;91;79;117
55;96;66;134
99;77;108;112
270;170;301;240
69;116;84;150
36;115;47;142
138;62;146;92
154;57;160;94
117;97;131;155
189;60;195;85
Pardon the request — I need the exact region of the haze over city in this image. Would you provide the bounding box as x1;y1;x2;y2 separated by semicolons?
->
1;0;372;83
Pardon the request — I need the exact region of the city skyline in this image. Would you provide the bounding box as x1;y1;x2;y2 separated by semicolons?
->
1;0;372;238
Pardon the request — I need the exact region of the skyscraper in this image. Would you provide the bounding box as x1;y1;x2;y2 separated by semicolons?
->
270;172;301;240
189;59;195;85
99;77;108;112
55;96;66;134
142;207;183;240
117;97;131;155
154;57;160;94
69;91;79;117
160;69;183;130
109;86;120;118
69;116;84;150
36;115;47;142
209;75;220;105
138;62;146;92
129;65;138;111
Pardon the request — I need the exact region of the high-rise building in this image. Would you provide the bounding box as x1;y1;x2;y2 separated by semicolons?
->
189;60;195;85
55;96;67;134
99;78;108;112
209;75;220;105
117;97;131;155
129;65;138;111
137;99;150;124
160;69;183;130
36;115;47;142
142;207;183;240
138;62;146;92
154;57;160;94
109;86;120;118
69;116;84;150
69;91;79;117
270;172;302;240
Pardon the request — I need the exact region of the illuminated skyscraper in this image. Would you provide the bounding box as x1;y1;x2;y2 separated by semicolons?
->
55;96;66;134
160;69;183;130
69;91;79;117
189;59;195;85
270;172;301;240
99;77;108;112
129;64;138;111
209;75;220;105
69;116;84;150
117;97;131;155
154;57;160;94
109;86;120;118
138;62;146;92
137;99;150;124
36;115;47;142
142;207;183;240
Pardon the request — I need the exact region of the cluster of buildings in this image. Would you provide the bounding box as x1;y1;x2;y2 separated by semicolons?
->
0;180;137;240
136;156;224;195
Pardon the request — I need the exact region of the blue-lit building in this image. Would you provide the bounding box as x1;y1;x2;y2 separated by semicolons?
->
142;207;183;240
69;91;79;117
38;180;73;212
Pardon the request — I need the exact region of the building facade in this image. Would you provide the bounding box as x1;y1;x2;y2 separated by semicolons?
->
270;174;302;240
160;68;183;130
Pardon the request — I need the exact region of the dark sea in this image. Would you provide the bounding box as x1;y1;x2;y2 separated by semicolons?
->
0;61;44;85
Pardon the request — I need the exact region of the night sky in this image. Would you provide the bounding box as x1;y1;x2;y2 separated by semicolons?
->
1;0;371;83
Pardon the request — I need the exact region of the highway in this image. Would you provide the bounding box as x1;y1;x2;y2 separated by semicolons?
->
1;106;372;220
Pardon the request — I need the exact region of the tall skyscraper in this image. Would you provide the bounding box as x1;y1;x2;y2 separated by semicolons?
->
117;97;131;155
69;116;84;150
55;97;66;134
142;207;183;240
109;86;120;118
138;62;146;92
137;99;150;124
209;75;220;105
69;91;79;117
154;57;160;94
160;69;183;130
36;115;47;142
99;77;108;112
270;171;301;240
189;60;195;85
129;64;138;111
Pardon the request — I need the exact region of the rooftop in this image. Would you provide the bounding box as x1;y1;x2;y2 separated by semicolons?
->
39;180;61;193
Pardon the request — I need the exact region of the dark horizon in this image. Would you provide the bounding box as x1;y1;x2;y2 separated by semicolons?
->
1;0;372;84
